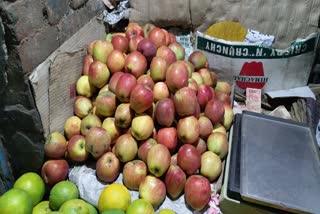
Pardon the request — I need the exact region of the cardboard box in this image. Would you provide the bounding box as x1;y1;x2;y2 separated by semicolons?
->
29;17;106;136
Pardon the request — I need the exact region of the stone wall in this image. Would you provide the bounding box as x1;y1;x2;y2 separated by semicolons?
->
0;0;105;179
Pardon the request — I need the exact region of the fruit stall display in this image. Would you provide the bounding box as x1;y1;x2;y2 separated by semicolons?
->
0;22;234;214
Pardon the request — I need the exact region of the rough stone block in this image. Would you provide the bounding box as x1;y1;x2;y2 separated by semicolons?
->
18;25;60;74
7;131;44;177
4;0;45;42
59;0;105;41
3;104;43;133
45;0;70;25
70;0;88;10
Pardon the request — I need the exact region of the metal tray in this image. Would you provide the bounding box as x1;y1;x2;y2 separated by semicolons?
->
240;111;320;214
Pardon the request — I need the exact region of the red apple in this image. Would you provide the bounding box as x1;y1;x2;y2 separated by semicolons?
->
95;91;117;117
150;56;168;82
92;40;113;64
96;152;120;183
137;74;155;89
123;160;147;190
153;82;169;101
210;71;218;87
108;71;124;93
165;164;186;199
207;132;228;159
67;135;89;162
170;153;178;165
188;51;208;70
184;175;211;211
148;27;166;48
205;99;225;124
197;84;214;109
198;115;213;139
188;78;199;92
212;123;227;135
125;22;144;40
143;23;155;38
41;159;69;187
177;144;201;175
129;35;144;52
222;104;234;130
80;113;102;136
114;103;134;128
82;55;94;76
130;84;154;113
191;72;204;85
173;86;197;117
162;29;171;46
215;81;232;95
156;46;177;66
182;60;195;77
85;127;111;159
106;50;126;74
64;116;81;140
139;175;166;208
111;35;129;53
194;138;207;155
198;68;213;86
200;151;222;182
102;117;121;143
216;91;231;106
87;40;97;55
193;101;201;119
155;98;175;127
115;73;137;103
147;144;171;177
88;61;110;88
131;114;154;141
44;132;67;159
114;133;138;162
137;38;157;62
76;75;96;98
73;96;93;119
166;61;189;92
168;42;185;60
168;33;176;44
138;138;157;163
177;116;200;144
157;127;178;154
124;51;148;78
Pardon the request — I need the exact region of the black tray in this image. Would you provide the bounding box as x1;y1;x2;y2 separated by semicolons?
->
240;111;320;214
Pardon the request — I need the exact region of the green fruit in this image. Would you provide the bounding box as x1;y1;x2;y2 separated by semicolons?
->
49;181;79;211
86;202;98;214
158;208;176;214
48;212;63;214
59;199;89;214
0;188;33;214
126;199;154;214
101;208;125;214
14;172;46;206
33;201;52;214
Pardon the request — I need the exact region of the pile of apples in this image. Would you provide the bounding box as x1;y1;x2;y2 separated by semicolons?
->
41;22;234;212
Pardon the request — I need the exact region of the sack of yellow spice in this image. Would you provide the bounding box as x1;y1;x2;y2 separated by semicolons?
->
205;21;247;42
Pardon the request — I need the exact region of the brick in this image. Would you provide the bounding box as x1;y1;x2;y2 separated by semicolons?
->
18;25;60;74
70;0;88;10
45;0;70;25
4;0;45;42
